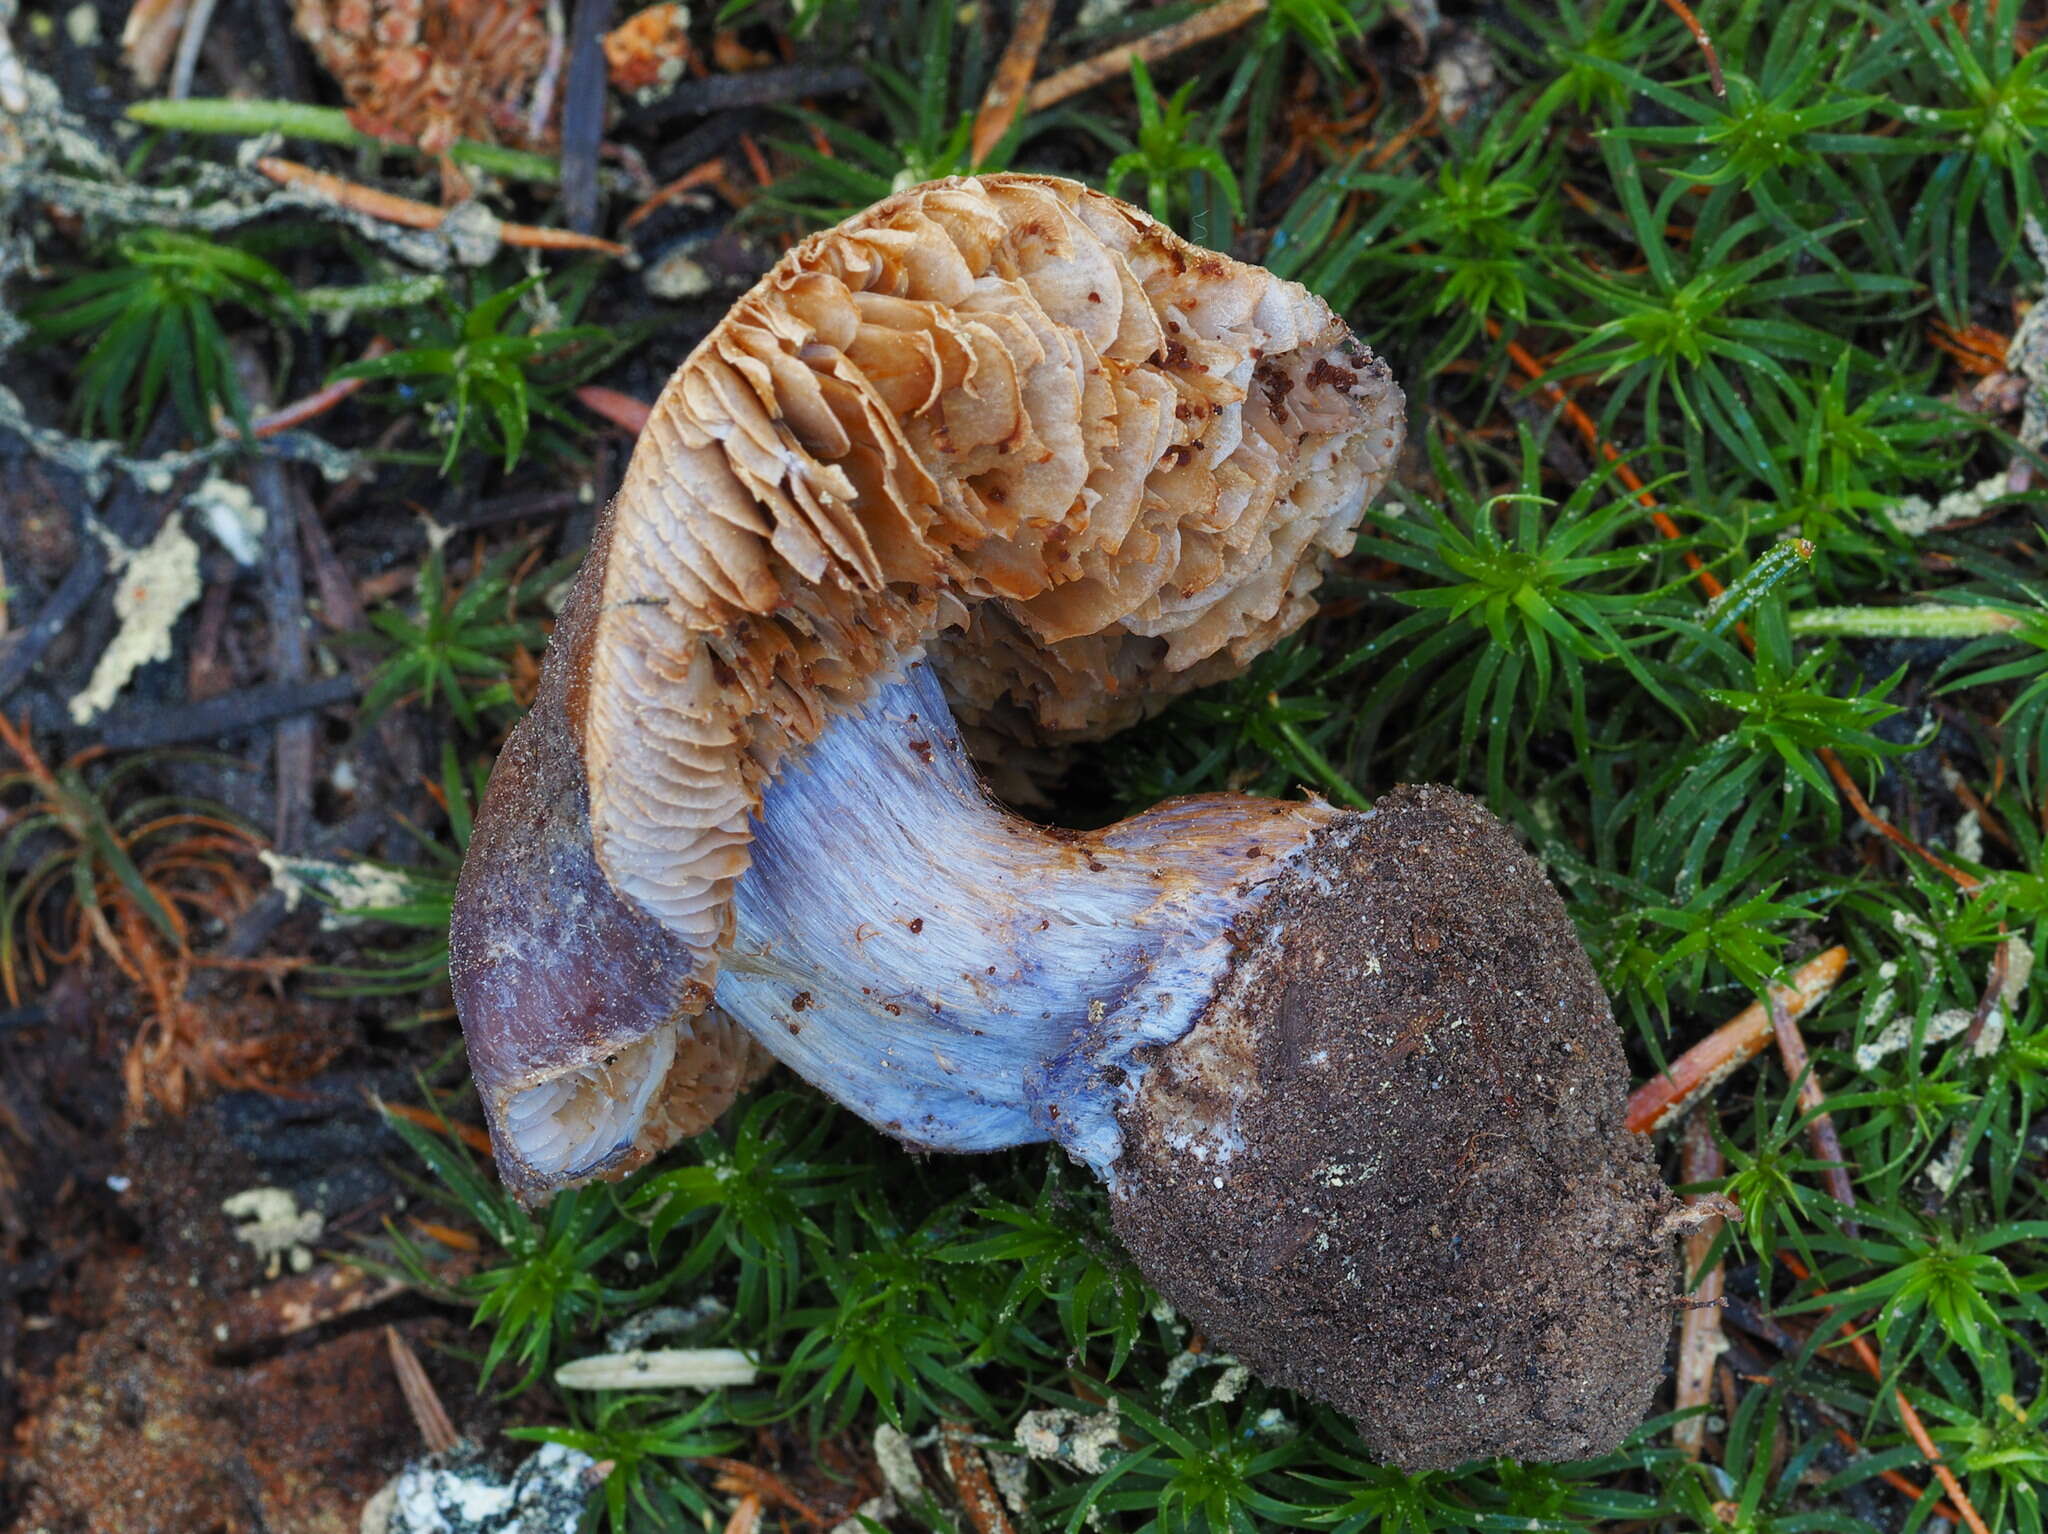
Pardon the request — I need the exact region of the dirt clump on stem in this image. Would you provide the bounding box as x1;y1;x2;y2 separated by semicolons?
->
1112;784;1677;1470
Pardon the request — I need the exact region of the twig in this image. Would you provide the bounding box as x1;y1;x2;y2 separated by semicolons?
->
1831;1426;1965;1522
705;1459;830;1525
722;1494;763;1534
1767;989;1857;1234
1026;0;1270;113
86;676;360;751
628;62;867;123
942;1418;1018;1534
574;385;653;434
1778;1253;1994;1534
972;0;1057;167
1672;1108;1727;1460
1627;947;1850;1134
0;542;105;705
1485;318;1726;603
221;337;395;439
561;0;617;234
253;158;628;255
248;450;316;853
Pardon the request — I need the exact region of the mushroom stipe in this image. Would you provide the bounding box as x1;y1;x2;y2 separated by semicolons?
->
450;174;1677;1468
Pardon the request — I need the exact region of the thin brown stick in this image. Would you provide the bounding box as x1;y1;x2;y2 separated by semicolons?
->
1627;947;1849;1134
254;158;628;255
1026;0;1269;113
972;0;1057;167
377;1096;496;1156
722;1493;763;1534
1779;1254;1994;1534
1767;990;1857;1233
1672;1108;1727;1460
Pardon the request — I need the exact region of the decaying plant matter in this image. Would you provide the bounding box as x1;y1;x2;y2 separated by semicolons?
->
0;714;319;1112
450;173;1677;1468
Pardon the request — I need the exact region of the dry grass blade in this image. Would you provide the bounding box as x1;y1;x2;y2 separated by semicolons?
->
1767;989;1857;1230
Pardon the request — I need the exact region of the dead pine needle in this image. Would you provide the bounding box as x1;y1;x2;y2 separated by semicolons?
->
971;0;1057;167
1778;1253;1994;1534
254;157;628;256
1627;947;1850;1134
1026;0;1269;114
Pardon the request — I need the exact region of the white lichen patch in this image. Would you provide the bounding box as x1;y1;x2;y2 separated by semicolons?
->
188;476;265;566
646;247;713;300
221;1186;323;1278
261;852;420;923
1890;910;1940;950
1883;472;2012;538
68;514;203;724
1314;1155;1384;1188
362;1442;599;1534
1855;1007;1973;1071
1923;1128;1973;1196
1015;1400;1122;1475
872;1423;926;1503
983;1449;1032;1521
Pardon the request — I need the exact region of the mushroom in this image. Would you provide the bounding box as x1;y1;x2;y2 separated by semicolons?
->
451;174;1676;1469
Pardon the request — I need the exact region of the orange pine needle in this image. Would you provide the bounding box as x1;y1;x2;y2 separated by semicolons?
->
378;1098;496;1155
1658;0;1726;95
255;158;627;256
1780;1253;1994;1534
622;157;730;232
